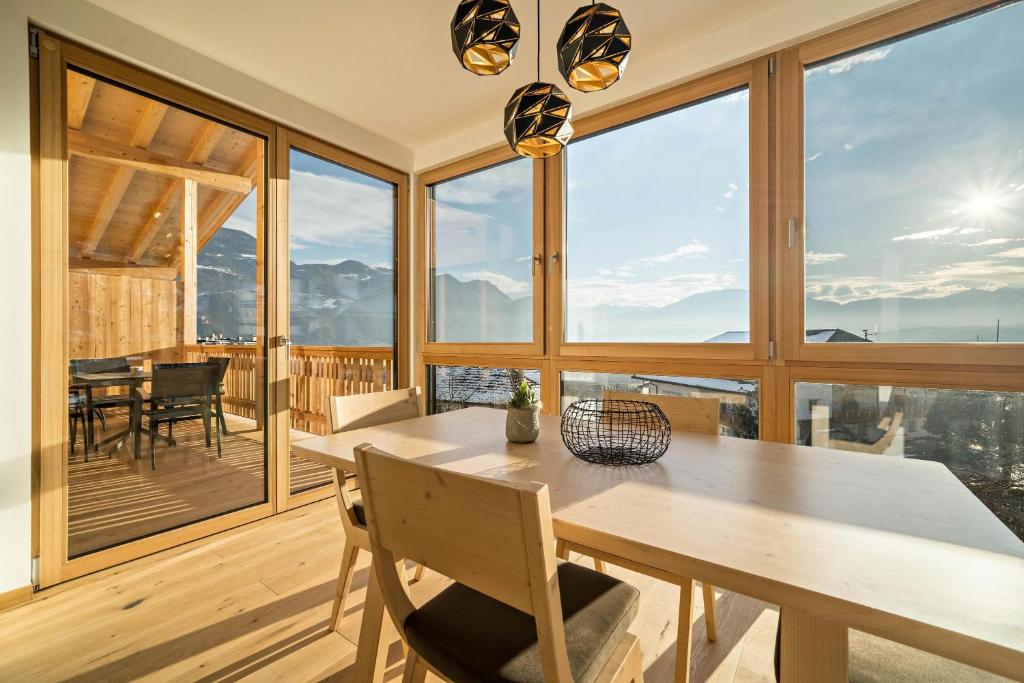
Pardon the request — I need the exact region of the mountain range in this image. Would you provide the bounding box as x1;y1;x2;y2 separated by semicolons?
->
196;228;1023;345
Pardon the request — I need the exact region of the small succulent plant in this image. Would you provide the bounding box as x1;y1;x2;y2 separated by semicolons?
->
508;378;539;409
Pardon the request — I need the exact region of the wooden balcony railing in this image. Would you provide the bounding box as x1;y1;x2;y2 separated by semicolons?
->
184;344;394;435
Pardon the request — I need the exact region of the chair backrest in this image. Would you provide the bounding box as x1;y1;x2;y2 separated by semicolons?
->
205;356;230;385
355;444;572;681
326;386;422;434
151;364;215;401
603;389;720;435
70;356;130;375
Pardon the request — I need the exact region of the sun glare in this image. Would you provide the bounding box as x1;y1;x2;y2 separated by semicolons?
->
961;189;1009;222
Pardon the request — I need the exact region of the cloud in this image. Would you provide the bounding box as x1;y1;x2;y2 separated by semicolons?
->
723;182;739;199
843;143;855;151
461;271;531;298
994;247;1024;260
805;251;847;265
629;241;710;269
968;238;1015;247
567;272;737;308
433;160;531;205
815;46;893;76
805;152;823;162
891;227;960;242
289;170;393;249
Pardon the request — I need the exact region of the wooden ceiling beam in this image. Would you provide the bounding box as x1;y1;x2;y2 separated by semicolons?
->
68;129;252;194
79;101;169;258
126;121;226;264
67;73;96;130
197;142;261;250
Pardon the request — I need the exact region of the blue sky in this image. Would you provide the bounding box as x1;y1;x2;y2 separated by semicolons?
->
804;1;1024;309
221;148;395;268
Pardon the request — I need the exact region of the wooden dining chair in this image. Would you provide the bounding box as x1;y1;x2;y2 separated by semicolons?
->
324;386;425;634
557;389;722;647
355;443;646;683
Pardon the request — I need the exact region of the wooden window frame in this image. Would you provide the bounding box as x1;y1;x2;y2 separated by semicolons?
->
416;148;546;358
547;60;771;363
274;129;410;511
777;0;1024;368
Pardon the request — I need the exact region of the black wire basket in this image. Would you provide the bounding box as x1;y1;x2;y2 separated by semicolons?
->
560;399;672;466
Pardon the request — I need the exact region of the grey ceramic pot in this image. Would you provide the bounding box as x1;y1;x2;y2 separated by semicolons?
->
506;405;540;443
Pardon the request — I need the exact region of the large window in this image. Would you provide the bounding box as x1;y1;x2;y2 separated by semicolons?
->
804;2;1024;343
429;365;540;414
428;158;535;344
561;371;759;439
795;382;1024;540
565;88;750;343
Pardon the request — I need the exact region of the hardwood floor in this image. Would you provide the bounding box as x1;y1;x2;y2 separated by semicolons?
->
68;409;324;556
0;500;1007;682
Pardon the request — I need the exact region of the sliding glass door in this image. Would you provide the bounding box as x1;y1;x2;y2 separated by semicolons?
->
282;134;402;502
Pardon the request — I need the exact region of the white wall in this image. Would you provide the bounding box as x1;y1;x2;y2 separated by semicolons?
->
414;0;909;170
0;0;34;595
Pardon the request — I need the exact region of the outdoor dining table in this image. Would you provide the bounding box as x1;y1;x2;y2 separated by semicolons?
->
70;370;151;455
292;406;1024;683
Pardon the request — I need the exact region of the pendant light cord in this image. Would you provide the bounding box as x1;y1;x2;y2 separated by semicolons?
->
536;0;541;80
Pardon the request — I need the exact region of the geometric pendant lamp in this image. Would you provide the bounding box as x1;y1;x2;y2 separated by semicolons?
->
503;81;574;158
556;3;631;92
451;0;522;76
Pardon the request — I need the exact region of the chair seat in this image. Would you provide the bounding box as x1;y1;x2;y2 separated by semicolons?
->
91;393;133;407
404;561;640;683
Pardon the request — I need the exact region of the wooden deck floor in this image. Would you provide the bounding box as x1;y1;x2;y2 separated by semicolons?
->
68;409;329;557
0;499;1005;682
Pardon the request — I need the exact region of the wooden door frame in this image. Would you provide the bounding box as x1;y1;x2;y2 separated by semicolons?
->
274;129;411;511
35;31;279;587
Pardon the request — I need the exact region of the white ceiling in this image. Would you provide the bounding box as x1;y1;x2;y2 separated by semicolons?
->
84;0;791;153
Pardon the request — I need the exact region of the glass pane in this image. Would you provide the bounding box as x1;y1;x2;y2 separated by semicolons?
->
428;365;540;414
287;148;397;494
565;88;750;343
429;158;534;343
66;69;266;558
794;382;1024;540
804;2;1024;342
560;371;759;439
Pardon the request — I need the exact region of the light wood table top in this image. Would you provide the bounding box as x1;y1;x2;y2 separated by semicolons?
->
293;407;1024;680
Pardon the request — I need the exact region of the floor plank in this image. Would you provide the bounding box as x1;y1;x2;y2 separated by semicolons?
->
0;499;1008;682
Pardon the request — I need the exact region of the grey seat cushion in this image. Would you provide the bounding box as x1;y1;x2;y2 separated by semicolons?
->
352;501;366;526
404;561;640;683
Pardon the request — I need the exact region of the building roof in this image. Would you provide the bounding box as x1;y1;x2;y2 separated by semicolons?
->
704;329;870;343
632;375;758;396
433;366;540;408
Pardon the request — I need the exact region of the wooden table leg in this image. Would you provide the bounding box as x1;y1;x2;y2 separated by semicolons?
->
779;606;848;683
353;558;402;683
675;579;695;683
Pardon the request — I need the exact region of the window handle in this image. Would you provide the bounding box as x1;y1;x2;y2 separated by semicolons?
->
788;217;799;249
551;251;560;264
533;253;543;271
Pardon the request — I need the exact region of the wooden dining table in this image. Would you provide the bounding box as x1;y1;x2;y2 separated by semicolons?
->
70;370;152;455
292;407;1024;683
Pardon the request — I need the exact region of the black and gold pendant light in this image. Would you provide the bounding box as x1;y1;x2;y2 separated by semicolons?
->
556;2;631;92
451;0;521;76
503;0;573;157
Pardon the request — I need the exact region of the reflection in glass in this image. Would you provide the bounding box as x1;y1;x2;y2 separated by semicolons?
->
428;365;540;414
429;158;534;343
795;382;1024;540
804;2;1024;342
287;148;397;494
65;69;266;557
565;89;749;342
560;371;759;439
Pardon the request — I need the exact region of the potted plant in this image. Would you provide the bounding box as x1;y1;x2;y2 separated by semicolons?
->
506;377;541;443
